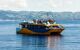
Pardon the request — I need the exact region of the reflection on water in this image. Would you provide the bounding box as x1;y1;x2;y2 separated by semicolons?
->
19;35;62;50
47;35;61;49
0;23;80;50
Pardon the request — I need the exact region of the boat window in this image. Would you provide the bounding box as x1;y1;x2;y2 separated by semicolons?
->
25;25;27;27
53;26;59;28
22;25;25;28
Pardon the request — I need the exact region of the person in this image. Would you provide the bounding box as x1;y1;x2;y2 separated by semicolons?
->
33;19;36;23
48;19;55;24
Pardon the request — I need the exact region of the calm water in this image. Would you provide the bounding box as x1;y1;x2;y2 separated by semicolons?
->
0;21;80;50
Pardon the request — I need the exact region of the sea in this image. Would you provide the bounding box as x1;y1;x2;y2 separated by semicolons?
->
0;20;80;50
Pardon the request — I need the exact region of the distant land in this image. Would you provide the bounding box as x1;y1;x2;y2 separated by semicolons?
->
0;10;80;21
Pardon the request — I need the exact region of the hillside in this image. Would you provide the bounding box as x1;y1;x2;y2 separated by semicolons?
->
0;10;80;21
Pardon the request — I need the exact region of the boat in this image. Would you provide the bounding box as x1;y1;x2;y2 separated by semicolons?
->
16;19;64;35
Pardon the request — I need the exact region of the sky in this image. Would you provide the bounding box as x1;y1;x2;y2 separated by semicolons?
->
0;0;80;12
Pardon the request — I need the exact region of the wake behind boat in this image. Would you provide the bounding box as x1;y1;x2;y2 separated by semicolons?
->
16;19;64;35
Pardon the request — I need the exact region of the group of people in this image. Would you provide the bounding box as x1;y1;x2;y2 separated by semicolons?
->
33;19;55;24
